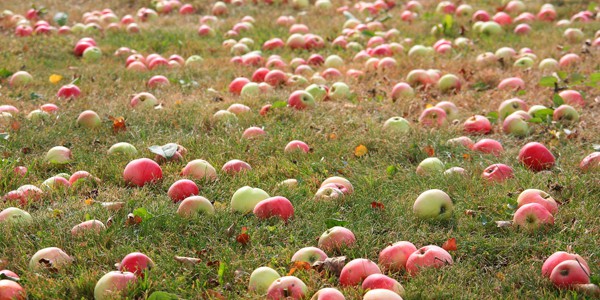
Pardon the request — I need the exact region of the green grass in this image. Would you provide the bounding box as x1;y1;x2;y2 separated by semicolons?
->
1;0;599;299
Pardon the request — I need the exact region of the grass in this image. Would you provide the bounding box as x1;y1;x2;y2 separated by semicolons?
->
0;0;599;299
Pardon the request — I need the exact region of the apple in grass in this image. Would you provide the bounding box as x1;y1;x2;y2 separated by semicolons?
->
9;71;33;87
418;107;447;127
82;46;102;62
108;142;138;156
339;259;382;287
391;82;414;99
167;179;199;203
550;260;591;288
285;140;310;153
378;241;418;272
437;74;461;93
242;127;266;139
363;289;402;300
482;164;514;183
76;110;101;128
416;157;444;176
553;105;579;123
362;274;404;295
558;90;585;107
517;189;558;215
406;245;453;275
119;252;154;278
499;98;528;120
94;271;137;300
46;146;72;164
41;176;71;191
383;117;410;134
292;247;328;264
311;288;345;300
71;220;106;236
130;92;158;109
177;196;214;217
435;101;459;120
413;189;453;220
288;90;315;110
502;114;530;137
267;276;308;300
222;159;252;175
472;139;504;156
580;152;600;172
0;207;33;225
123;158;163;187
328;82;350;101
253;196;294;222
0;280;26;300
321;177;353;195
29;247;73;271
249;267;281;294
318;226;356;252
464;115;492;134
57;84;81;99
518;142;555;172
305;84;328;102
542;252;590;278
513;203;554;231
231;186;270;213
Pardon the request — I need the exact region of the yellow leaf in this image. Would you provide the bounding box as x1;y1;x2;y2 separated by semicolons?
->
425;104;434;108
354;144;368;157
84;198;94;205
49;74;63;84
328;133;337;140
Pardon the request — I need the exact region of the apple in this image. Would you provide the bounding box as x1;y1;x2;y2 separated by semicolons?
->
444;167;467;176
518;142;555;171
339;259;381;286
292;247;328;264
328;82;350;100
253;196;294;222
9;71;33;87
539;58;559;72
318;226;356;252
499;98;528;120
82;46;102;62
580;152;600;172
108;142;138;156
288;90;315;110
94;271;137;300
408;45;434;58
502;114;530;137
167;179;199;203
46;146;72;164
26;109;50;122
542;251;591;278
480;21;503;35
464;115;492;134
406;245;453;275
558;90;585;107
564;28;584;43
0;207;33;225
378;241;418;272
435;101;459;120
550;260;590;288
29;247;73;271
249;267;281;294
321;177;353;195
0;280;26;300
242;127;266;139
71;220;105;235
482;164;514;183
265;70;287;86
120;252;154;278
476;52;498;66
363;289;402;300
231;186;270;213
472;139;504;156
517;189;558;215
123;158;163;187
416;157;444;176
383;117;410;134
311;288;345;300
266;276;308;300
497;77;525;90
286;34;306;49
147;75;170;89
305;84;328;102
413;189;453;220
130;92;158;109
447;136;474;149
418;107;447;127
362;274;404;295
41;176;71;191
76;110;101;128
391;82;414;99
285;140;310;153
513;203;554;231
222;159;252;175
57;84;81;99
324;55;344;69
553;105;579;123
177;196;214;217
559;53;581;68
437;74;461;93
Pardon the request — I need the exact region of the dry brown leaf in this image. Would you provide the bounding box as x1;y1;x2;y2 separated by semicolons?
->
442;238;457;251
312;256;346;277
100;202;125;211
175;256;202;266
125;213;142;226
496;221;512;228
203;290;226;299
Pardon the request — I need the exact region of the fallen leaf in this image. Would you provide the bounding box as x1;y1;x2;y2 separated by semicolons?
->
175;256;202;266
125;213;142;226
424;145;435;157
287;261;311;276
328;133;337;140
496;272;505;281
312;256;346;277
84;198;94;205
495;221;512;228
49;74;62;84
425;103;434;108
464;210;476;216
442;238;457;251
463;153;471;160
203;290;226;300
106;216;113;227
108;116;126;133
236;233;250;245
100;202;125;211
354;144;368;157
371;201;385;209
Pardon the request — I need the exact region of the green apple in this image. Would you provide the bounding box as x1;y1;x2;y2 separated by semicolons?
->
324;55;344;69
328;82;350;100
177;196;215;217
231;186;270;213
416;157;444;175
108;142;138;156
249;267;281;294
0;207;33;225
305;84;327;101
383;117;410;134
413;189;453;220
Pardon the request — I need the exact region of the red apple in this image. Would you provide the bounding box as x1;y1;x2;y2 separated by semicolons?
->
57;84;81;99
362;274;404;295
339;259;382;286
363;289;402;300
318;226;356;252
378;241;418;272
222;159;252;174
311;288;345;300
71;220;106;236
0;280;26;300
418;107;447;127
517;189;558;215
267;276;308;300
123;158;163;187
513;203;554;230
464;115;492;134
119;252;154;278
518;142;555;172
167;179;199;203
472;139;503;156
579;152;600;172
94;271;137;300
550;260;590;288
542;251;590;278
482;164;514;183
406;245;453;275
288;90;315;110
253;196;294;222
285;140;310;153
